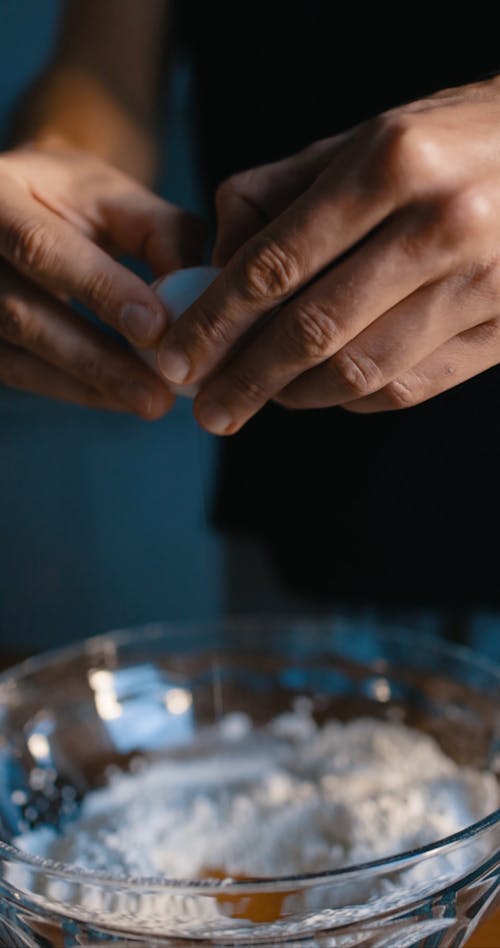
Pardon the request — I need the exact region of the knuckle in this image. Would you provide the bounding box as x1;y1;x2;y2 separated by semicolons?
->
0;295;32;345
330;346;383;398
215;176;240;209
241;234;301;302
2;217;55;274
188;301;234;350
79;269;116;313
225;366;268;404
384;375;422;409
216;168;264;209
436;188;494;249
368;114;442;192
281;301;341;360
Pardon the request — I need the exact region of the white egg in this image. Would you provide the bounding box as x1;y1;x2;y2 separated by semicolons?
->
138;266;221;397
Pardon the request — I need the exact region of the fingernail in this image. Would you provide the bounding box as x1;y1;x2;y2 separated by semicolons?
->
121;304;164;344
157;346;191;385
117;380;153;417
197;401;232;435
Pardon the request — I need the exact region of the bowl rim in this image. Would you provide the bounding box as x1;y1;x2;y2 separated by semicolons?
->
0;618;499;895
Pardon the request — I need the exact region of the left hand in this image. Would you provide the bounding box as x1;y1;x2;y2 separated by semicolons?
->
0;142;203;416
157;77;500;434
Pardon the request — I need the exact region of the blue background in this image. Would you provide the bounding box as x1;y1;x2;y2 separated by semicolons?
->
0;0;222;650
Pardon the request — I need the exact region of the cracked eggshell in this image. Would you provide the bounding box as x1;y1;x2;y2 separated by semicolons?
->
138;266;221;397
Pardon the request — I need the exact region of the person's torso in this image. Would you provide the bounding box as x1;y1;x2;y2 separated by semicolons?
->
178;2;500;608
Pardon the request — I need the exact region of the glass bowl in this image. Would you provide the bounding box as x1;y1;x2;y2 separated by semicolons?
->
0;618;498;947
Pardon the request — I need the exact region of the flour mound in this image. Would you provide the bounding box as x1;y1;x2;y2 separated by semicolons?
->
16;705;498;879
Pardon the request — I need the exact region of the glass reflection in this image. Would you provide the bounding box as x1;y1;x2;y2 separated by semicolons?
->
87;663;194;752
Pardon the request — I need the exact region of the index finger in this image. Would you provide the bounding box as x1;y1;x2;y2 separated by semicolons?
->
0;180;169;348
156;145;395;389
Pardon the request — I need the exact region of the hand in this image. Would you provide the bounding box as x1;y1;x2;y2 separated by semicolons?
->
156;77;500;433
0;142;204;417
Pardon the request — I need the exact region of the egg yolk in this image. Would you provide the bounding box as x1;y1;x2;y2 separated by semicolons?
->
201;868;296;923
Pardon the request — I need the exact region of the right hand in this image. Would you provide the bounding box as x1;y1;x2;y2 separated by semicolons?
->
0;141;204;418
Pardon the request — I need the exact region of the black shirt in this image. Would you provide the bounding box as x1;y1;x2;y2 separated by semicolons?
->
180;2;500;609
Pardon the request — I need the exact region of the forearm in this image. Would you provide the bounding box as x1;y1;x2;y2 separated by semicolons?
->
8;0;170;184
10;64;158;183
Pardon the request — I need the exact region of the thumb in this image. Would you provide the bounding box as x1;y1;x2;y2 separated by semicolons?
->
212;138;337;267
99;183;206;276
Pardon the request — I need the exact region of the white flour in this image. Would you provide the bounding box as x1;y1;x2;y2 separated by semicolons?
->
16;705;498;880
